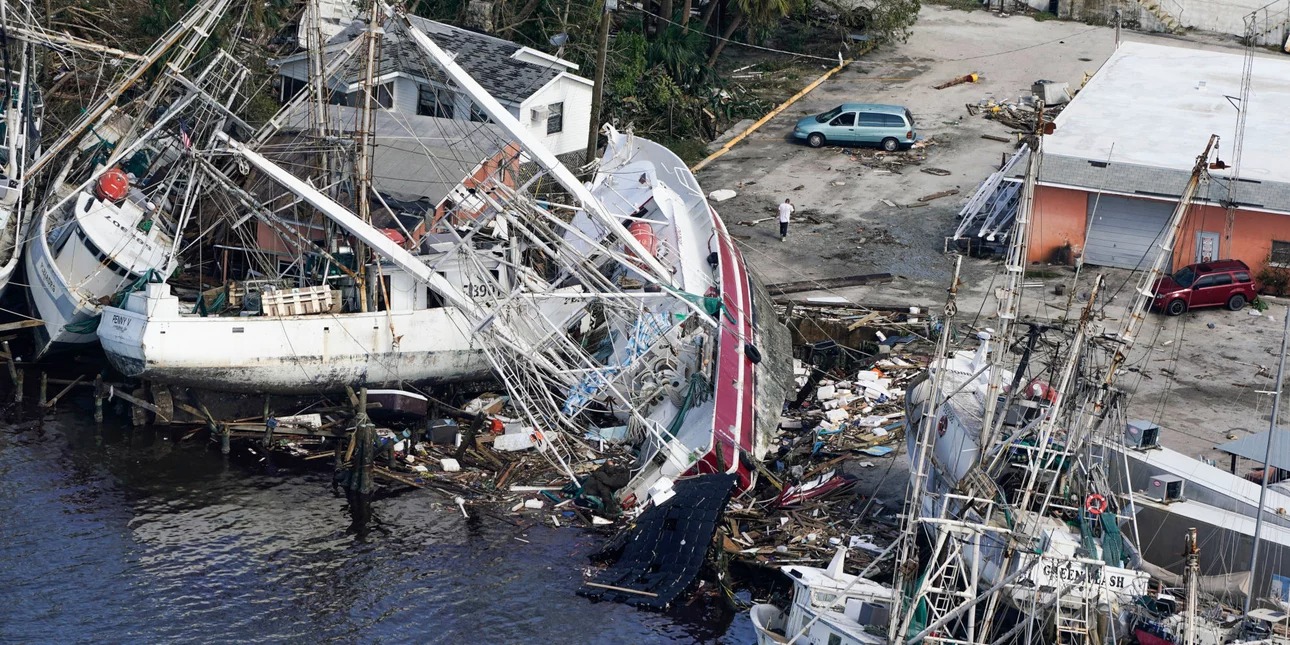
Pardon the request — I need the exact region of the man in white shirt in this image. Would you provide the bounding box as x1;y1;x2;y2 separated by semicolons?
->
778;198;794;241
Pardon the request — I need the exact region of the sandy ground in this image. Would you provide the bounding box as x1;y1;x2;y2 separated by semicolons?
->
696;5;1282;498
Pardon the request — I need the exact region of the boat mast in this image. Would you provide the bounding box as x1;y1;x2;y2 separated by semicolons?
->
1185;526;1199;645
979;107;1045;445
389;6;679;292
1244;302;1290;628
1065;135;1220;455
354;1;382;311
889;254;963;643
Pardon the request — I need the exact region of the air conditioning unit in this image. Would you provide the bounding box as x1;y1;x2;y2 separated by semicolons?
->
1126;419;1161;449
1147;475;1185;503
530;105;549;124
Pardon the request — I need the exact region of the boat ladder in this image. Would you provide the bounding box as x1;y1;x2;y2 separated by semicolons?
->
1055;594;1092;644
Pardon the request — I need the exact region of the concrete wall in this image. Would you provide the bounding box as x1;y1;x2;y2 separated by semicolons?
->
521;75;593;158
1058;0;1290;45
1031;186;1290;279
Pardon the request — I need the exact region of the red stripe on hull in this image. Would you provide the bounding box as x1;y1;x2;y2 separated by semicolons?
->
688;206;757;490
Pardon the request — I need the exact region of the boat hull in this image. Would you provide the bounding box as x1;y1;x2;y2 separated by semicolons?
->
25;219;101;357
97;299;492;394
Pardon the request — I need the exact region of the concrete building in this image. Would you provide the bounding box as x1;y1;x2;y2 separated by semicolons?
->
1024;0;1290;48
1023;41;1290;278
273;15;593;158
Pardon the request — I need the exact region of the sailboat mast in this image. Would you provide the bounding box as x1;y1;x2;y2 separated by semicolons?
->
1185;526;1199;645
354;2;382;312
1244;304;1290;623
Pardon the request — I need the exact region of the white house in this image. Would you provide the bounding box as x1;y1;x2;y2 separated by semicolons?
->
273;14;594;158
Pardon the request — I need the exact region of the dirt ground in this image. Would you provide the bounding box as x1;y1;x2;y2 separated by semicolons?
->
696;5;1281;497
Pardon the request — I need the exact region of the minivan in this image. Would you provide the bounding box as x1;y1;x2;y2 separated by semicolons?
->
1151;259;1257;315
793;103;917;151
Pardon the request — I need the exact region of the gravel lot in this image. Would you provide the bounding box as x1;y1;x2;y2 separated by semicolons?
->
697;5;1279;486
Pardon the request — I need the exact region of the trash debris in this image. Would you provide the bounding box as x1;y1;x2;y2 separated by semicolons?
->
708;189;737;202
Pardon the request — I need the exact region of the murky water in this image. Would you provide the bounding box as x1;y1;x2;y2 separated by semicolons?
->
0;396;755;643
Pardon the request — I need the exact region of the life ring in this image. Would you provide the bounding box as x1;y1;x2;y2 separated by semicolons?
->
1086;493;1108;516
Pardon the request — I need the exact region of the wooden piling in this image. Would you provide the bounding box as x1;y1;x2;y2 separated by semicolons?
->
220;424;231;455
93;375;104;422
39;372;47;406
14;370;23;403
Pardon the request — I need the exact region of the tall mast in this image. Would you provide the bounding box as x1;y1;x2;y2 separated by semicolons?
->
1184;527;1199;645
889;254;962;643
980;107;1045;445
1244;304;1290;627
1066;135;1220;454
354;1;382;311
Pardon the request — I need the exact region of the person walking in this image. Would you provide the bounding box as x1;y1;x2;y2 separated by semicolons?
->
778;198;795;241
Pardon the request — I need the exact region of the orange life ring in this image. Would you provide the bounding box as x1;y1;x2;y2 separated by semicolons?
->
1086;493;1108;516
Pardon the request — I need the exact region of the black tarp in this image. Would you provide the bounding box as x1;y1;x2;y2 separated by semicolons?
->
577;474;737;610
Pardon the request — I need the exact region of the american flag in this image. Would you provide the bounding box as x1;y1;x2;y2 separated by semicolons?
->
178;119;192;150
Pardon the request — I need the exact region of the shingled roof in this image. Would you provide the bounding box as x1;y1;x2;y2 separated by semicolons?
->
277;15;567;105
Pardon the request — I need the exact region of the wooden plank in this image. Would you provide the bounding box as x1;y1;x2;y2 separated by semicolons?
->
0;320;44;333
767;273;894;295
583;582;659;598
107;386;172;422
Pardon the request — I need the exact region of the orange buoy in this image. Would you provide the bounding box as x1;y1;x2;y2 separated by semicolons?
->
94;168;130;202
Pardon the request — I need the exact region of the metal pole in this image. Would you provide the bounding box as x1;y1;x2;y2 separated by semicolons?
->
584;0;611;165
1244;306;1290;622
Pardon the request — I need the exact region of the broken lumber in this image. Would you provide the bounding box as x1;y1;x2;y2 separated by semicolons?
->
917;188;960;202
981;133;1012;143
767;273;894;295
933;72;979;90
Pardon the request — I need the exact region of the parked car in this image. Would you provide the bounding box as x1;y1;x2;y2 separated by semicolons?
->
792;103;917;151
1151;259;1257;315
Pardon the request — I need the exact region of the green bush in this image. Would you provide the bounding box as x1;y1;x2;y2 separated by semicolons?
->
1258;264;1290;296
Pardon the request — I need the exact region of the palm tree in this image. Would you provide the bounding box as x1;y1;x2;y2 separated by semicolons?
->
705;0;792;66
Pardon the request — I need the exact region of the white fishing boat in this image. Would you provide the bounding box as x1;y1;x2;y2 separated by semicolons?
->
889;133;1227;642
0;10;41;300
97;8;792;501
24;0;240;357
750;547;893;645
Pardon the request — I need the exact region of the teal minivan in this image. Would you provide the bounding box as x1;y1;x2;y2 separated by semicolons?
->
792;103;917;151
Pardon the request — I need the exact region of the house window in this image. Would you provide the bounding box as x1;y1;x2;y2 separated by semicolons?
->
417;85;455;119
546;102;564;134
1273;240;1290;266
469;103;490;123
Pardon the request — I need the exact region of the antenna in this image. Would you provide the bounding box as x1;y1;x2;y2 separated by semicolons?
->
1222;12;1256;257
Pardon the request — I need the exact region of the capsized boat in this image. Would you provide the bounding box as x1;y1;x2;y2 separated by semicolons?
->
750;547;893;645
0;20;42;301
97;8;793;502
24;0;241;357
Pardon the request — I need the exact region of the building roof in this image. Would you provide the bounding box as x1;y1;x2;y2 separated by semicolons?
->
1216;429;1290;473
275;104;508;203
1046;41;1290;190
1007;150;1290;215
276;15;575;105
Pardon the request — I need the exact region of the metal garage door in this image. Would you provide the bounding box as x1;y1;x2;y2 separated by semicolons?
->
1083;195;1174;269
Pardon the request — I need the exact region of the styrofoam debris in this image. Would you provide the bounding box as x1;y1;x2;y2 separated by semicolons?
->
708;188;737;202
524;499;545;509
824;409;849;423
440;458;461;472
817;385;837;400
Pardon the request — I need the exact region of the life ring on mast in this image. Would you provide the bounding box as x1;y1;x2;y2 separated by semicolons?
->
1085;493;1108;516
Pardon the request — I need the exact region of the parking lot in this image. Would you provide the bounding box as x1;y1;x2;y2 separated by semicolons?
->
698;6;1281;466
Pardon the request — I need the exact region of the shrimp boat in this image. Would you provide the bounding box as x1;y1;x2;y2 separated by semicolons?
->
750;547;894;645
0;14;42;299
887;134;1227;642
95;7;792;499
23;0;242;357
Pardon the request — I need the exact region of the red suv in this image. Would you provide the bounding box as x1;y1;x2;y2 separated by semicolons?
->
1152;259;1256;315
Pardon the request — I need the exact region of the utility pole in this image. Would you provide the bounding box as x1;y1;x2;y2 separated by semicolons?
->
584;0;613;165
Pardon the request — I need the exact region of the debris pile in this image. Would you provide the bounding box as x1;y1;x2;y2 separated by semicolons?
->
966;96;1066;134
